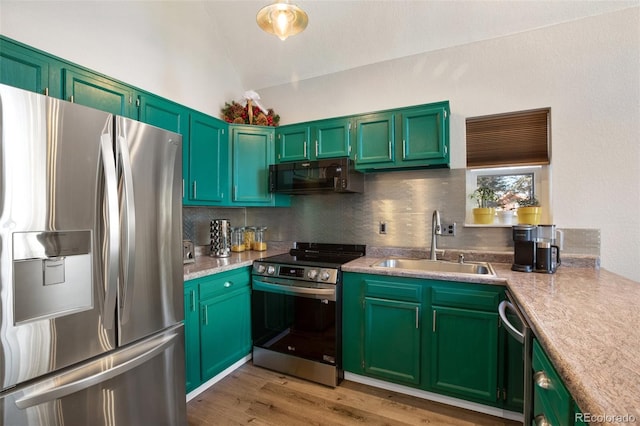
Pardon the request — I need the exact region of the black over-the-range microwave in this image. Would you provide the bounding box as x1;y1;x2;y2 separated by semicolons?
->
269;157;364;194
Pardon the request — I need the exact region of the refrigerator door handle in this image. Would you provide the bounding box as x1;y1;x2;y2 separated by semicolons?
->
14;329;179;409
100;133;120;328
117;135;136;325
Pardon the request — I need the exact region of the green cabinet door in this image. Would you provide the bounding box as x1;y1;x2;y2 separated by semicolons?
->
230;125;274;205
364;297;421;385
188;111;228;204
184;280;201;393
430;306;499;404
276;124;310;162
63;67;134;117
200;286;251;381
315;118;351;159
355;112;395;169
138;94;189;135
0;38;50;95
400;104;448;165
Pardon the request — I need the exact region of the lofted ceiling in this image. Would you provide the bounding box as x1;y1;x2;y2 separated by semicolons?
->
200;0;637;90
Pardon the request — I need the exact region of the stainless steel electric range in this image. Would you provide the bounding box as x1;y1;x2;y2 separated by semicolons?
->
251;242;366;387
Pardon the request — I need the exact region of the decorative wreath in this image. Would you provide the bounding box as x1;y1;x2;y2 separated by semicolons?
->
221;91;280;127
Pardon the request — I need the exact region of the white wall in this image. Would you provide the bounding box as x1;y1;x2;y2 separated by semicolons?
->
257;9;640;281
0;1;244;116
2;3;638;281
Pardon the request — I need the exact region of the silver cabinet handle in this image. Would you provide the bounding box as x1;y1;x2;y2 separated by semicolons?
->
432;310;436;332
193;180;197;198
534;414;552;426
224;281;233;288
203;305;208;325
190;290;196;312
415;307;419;329
534;371;552;389
388;140;392;159
403;139;406;159
303;142;307;158
315;140;319;157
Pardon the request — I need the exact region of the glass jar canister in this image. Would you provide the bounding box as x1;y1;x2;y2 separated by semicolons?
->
230;227;245;252
253;226;268;251
244;227;256;251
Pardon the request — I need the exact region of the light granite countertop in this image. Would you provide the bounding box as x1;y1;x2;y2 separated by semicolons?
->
183;246;639;425
342;254;640;426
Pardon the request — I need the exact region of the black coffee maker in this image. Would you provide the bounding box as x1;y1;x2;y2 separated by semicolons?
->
535;225;562;273
511;225;537;272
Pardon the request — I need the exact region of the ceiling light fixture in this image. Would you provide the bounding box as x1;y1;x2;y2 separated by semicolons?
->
256;0;308;41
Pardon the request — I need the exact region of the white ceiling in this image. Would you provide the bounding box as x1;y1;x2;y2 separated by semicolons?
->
200;0;637;90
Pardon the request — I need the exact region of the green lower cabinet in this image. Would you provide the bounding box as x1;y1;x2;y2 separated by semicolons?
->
532;339;573;426
200;285;251;381
183;268;251;392
343;272;520;411
364;297;421;385
430;305;499;404
184;281;201;393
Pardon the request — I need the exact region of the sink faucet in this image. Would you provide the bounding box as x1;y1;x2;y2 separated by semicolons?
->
430;210;442;260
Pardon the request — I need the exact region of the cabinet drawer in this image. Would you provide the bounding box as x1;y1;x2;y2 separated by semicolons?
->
431;285;501;311
199;268;250;300
364;278;423;303
532;339;572;426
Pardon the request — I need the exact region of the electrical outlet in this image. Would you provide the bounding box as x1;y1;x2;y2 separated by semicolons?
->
379;221;387;234
441;222;456;236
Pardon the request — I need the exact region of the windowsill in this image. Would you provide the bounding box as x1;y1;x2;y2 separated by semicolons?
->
464;223;517;228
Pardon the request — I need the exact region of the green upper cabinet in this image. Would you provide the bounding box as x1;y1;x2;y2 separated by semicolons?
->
186;111;228;205
315;117;352;159
137;93;189;135
355;102;450;171
230;124;275;205
276;118;352;163
0;38;50;95
355;112;396;169
62;66;134;117
399;103;449;166
276;123;311;162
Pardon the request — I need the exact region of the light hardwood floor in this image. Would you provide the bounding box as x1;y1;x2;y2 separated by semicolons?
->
187;363;522;426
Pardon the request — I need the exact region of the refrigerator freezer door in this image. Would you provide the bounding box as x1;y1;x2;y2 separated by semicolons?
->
0;84;117;391
115;117;183;346
1;324;187;426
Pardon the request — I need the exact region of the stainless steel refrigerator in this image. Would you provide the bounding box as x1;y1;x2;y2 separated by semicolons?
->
0;84;186;425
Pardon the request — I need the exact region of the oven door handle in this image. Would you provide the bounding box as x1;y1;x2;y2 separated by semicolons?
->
253;279;336;299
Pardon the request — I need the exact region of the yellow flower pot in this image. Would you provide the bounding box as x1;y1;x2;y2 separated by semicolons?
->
517;207;542;225
472;208;495;224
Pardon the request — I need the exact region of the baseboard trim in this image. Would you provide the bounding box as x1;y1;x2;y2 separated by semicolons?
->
344;372;524;423
186;354;252;402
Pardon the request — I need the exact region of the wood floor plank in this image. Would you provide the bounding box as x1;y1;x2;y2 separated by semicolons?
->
187;362;522;426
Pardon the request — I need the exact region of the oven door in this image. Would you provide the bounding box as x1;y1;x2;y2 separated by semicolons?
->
252;276;340;367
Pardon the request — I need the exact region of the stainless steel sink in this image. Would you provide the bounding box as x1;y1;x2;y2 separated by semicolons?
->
371;258;496;276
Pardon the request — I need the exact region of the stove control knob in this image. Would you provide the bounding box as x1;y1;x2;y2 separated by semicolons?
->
307;269;319;280
320;270;331;281
256;264;266;274
266;265;276;275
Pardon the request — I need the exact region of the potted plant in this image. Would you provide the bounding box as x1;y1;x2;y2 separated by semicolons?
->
497;206;515;225
469;186;498;224
517;195;541;225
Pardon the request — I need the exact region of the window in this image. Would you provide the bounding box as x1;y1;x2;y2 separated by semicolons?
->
465;108;551;226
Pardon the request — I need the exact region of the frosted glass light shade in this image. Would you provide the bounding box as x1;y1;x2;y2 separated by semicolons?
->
257;1;308;41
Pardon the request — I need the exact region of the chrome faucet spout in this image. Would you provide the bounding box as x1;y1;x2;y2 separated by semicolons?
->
430;210;441;260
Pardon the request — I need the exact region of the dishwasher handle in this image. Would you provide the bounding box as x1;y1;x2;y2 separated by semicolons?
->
498;300;524;343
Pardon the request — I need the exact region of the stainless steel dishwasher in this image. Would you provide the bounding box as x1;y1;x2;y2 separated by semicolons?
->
499;290;533;425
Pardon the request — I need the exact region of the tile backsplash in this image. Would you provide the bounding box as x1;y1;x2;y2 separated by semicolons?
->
183;168;599;256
